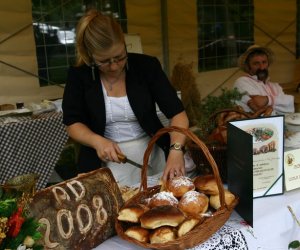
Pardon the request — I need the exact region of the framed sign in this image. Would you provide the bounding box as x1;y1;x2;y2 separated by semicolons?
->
284;148;300;191
228;116;284;198
29;168;123;249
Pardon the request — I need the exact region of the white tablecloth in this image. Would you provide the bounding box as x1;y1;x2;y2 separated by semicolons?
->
253;188;300;250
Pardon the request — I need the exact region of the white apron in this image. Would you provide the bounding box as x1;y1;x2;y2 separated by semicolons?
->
106;135;165;186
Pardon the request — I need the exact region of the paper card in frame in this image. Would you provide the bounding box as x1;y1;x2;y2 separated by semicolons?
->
229;115;284;199
284;148;300;191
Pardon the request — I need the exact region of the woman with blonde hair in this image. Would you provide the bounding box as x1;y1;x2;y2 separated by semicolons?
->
62;9;189;186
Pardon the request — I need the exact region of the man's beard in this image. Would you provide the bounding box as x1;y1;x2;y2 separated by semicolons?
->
256;69;269;82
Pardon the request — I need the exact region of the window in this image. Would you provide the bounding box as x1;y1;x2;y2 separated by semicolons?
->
32;0;127;86
197;0;254;72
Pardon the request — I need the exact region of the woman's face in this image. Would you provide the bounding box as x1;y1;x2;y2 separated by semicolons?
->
92;43;127;76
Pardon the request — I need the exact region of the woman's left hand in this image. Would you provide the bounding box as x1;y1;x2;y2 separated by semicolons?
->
162;111;189;181
162;150;185;181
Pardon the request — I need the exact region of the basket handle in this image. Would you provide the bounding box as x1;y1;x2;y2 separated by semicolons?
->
141;126;226;209
209;106;273;123
209;108;252;121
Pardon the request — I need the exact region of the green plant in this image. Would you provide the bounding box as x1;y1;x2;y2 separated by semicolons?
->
289;240;300;249
0;187;43;250
288;205;300;249
195;88;245;140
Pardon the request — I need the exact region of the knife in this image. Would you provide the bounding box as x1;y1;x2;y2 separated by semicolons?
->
117;153;143;169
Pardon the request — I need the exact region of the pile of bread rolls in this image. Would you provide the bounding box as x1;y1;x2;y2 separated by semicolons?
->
117;175;235;245
0;104;15;111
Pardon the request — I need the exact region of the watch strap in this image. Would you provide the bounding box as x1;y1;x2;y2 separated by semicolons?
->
169;142;185;153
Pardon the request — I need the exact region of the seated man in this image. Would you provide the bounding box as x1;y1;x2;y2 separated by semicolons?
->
234;45;294;115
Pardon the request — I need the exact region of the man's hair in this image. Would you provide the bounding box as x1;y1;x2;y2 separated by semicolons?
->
245;49;269;66
238;45;274;72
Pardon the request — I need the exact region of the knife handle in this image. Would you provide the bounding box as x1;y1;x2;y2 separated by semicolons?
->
117;153;127;163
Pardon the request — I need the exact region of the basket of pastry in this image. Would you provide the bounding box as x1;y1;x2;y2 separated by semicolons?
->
188;105;273;183
207;105;273;144
115;126;239;250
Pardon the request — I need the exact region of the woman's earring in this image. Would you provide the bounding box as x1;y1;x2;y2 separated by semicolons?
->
91;63;96;81
124;43;129;70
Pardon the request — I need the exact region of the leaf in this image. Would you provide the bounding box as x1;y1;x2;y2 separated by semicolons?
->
195;87;245;139
289;240;300;249
0;198;17;217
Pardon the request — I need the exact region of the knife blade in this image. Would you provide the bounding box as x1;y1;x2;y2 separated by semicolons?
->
117;153;143;169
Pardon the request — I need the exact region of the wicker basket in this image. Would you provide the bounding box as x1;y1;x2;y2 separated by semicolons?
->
188;106;273;183
188;141;227;182
115;126;238;250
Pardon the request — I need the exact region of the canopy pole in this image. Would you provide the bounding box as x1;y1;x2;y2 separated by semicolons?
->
160;0;170;77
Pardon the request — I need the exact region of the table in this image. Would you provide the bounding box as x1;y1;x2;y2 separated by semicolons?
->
93;187;300;250
284;88;300;113
253;188;300;250
0;111;68;190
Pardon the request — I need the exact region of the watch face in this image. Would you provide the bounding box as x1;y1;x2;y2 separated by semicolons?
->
174;143;181;150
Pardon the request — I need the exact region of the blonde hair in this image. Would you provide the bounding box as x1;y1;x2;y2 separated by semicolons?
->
75;9;125;66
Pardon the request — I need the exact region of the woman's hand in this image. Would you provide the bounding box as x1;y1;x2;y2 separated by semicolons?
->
162;111;189;181
66;122;123;163
94;137;123;162
162;150;185;181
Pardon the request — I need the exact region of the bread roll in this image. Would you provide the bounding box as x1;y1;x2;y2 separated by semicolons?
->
178;190;209;218
177;218;200;237
149;191;178;208
159;178;167;192
149;226;176;244
118;204;149;223
125;226;150;243
119;185;139;202
0;104;15;111
140;205;185;229
194;175;219;195
209;189;235;210
166;176;195;198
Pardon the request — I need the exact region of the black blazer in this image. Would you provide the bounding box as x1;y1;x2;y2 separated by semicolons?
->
62;53;184;172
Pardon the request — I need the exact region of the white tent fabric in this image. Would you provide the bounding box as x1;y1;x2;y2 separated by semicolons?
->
0;0;299;105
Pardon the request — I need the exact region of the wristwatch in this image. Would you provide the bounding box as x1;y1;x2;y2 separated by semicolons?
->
169;142;185;153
